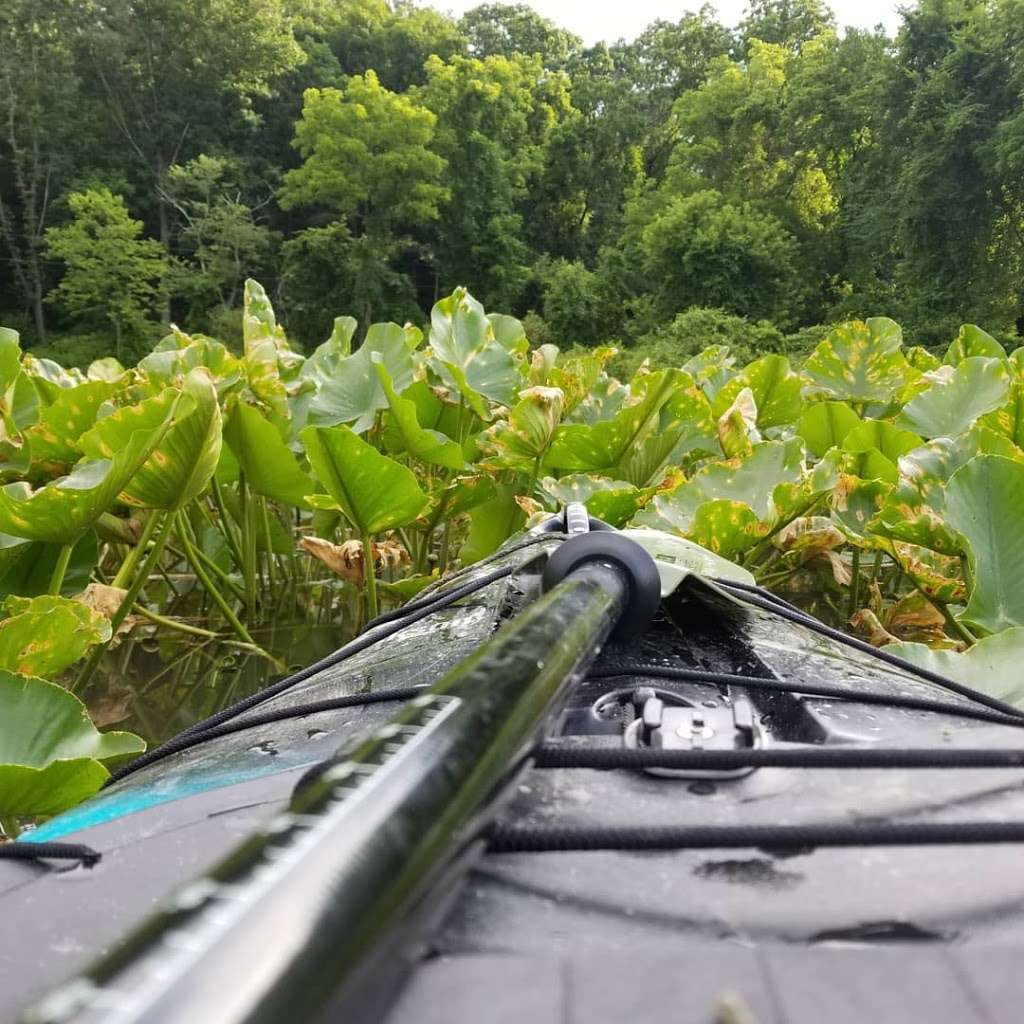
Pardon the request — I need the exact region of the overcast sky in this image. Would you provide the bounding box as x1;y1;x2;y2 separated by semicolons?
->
423;1;905;43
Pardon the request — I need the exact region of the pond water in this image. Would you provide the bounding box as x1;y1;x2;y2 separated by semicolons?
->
85;618;351;747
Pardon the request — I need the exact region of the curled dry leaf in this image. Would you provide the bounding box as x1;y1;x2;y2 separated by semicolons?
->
75;583;136;645
851;609;898;647
299;536;410;584
514;495;544;517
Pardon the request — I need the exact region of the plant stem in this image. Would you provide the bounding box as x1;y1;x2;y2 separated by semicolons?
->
361;532;379;620
185;537;246;603
73;512;175;694
239;472;258;613
260;499;277;589
870;550;885;584
175;512;263;651
1;816;19;840
209;476;245;570
847;546;862;619
111;511;161;588
905;571;978;647
47;542;75;595
131;603;220;638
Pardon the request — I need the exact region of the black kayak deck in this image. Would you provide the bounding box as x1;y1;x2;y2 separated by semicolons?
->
4;534;1024;1022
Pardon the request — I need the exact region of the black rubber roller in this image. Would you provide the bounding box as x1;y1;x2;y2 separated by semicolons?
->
541;532;661;640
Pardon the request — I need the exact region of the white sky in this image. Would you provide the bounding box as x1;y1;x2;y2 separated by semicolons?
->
423;1;906;44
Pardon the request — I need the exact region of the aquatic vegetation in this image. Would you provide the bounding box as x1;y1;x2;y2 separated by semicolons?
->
1;292;1023;825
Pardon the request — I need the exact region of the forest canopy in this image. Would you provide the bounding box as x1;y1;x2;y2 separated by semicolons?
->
2;0;1023;365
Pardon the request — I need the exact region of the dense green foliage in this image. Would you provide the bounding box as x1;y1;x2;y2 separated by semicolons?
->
2;283;1024;827
2;0;1023;361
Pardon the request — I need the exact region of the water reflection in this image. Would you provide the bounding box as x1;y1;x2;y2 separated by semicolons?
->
84;619;350;747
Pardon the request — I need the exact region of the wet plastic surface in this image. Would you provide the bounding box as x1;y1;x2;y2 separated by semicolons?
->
4;534;1024;1022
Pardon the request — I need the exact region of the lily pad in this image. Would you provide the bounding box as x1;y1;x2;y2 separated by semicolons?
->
0;670;144;816
898;357;1009;438
943;455;1024;634
886;628;1024;706
0;595;110;677
802;318;911;403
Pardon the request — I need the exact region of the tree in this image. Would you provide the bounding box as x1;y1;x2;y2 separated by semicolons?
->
459;3;581;68
0;0;90;342
163;155;279;327
279;72;446;326
304;0;466;92
44;189;168;357
78;0;301;252
740;0;836;52
632;190;804;327
416;53;572;308
878;0;1022;340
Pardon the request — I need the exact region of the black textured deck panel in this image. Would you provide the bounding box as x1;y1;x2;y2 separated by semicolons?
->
386;946;1024;1023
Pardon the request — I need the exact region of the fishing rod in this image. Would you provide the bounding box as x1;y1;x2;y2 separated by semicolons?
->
25;508;660;1024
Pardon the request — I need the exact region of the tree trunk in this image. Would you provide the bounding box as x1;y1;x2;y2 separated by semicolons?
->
31;290;46;343
156;156;172;326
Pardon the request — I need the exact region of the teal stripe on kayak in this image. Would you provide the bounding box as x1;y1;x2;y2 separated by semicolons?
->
22;760;290;843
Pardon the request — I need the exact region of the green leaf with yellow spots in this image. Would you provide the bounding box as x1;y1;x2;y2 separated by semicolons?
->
540;475;650;528
483;386;565;473
0;389;182;543
716;387;758;459
546;346;617;414
0;595;110;677
686;500;769;558
943;324;1006;365
868;430;1016;554
139;328;242;395
897;357;1009;439
713;354;803;429
980;381;1024;449
81;370;221;511
0;670;144;816
546;369;684;474
831;474;891;546
802;318;911;403
635;439;804;539
943;455;1024;634
22;381;116;476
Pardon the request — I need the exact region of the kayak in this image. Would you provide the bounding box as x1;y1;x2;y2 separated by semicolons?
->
4;512;1024;1023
